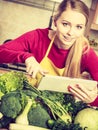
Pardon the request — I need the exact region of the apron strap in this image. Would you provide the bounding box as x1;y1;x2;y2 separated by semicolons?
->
44;34;56;57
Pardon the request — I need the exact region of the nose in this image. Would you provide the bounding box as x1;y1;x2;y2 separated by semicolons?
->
67;27;74;36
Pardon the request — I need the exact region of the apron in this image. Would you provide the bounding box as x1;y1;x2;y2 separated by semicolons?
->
30;34;65;87
40;34;65;76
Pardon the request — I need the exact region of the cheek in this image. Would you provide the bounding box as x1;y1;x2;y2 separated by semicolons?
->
76;30;84;37
56;25;68;34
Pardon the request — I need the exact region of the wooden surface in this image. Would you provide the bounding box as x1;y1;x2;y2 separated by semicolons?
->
0;68;11;73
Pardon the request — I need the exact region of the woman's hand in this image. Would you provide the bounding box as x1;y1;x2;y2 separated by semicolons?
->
68;84;98;103
25;57;48;78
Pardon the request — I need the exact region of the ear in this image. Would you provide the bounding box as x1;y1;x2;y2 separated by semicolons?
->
53;19;57;27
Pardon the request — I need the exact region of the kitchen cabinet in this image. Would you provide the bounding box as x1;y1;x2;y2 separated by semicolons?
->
90;1;98;31
86;0;98;35
91;23;98;30
86;0;98;52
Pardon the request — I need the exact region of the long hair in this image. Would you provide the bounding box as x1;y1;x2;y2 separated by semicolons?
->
64;36;90;78
54;0;90;78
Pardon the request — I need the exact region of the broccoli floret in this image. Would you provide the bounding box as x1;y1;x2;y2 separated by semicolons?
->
0;71;27;94
0;91;28;119
28;103;51;128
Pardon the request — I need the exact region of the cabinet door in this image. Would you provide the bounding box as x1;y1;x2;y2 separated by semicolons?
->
93;3;98;24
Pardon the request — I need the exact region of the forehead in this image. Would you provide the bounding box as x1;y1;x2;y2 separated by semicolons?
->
59;9;86;25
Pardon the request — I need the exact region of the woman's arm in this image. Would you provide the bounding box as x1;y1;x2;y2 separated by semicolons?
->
68;48;98;107
82;48;98;81
90;95;98;107
0;31;36;63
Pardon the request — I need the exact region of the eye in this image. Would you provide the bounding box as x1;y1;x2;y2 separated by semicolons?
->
76;25;83;30
62;22;69;27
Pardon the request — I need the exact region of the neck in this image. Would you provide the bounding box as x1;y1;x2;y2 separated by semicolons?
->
48;30;56;40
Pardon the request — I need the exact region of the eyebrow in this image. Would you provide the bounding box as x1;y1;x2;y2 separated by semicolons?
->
62;20;85;26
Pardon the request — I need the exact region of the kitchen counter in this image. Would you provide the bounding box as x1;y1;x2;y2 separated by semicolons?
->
0;68;11;74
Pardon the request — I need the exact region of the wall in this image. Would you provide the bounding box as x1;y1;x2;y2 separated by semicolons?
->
0;0;94;44
0;0;52;43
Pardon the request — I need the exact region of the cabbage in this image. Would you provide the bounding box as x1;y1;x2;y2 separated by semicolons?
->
74;108;98;130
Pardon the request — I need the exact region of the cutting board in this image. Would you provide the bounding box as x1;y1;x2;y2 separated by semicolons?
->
38;75;97;93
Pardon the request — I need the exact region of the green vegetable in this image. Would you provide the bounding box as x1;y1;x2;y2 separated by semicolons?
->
0;71;27;94
0;91;28;118
23;83;72;125
47;119;55;129
74;108;98;130
0;112;3;119
41;90;65;104
63;94;88;120
39;95;72;123
9;123;50;130
27;86;72;124
41;91;88;121
52;119;82;130
15;98;33;125
28;103;51;128
0;72;90;129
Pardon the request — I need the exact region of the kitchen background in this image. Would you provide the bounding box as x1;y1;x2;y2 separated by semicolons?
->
0;0;98;53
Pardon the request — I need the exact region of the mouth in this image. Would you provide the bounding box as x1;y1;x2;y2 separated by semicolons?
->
63;35;73;42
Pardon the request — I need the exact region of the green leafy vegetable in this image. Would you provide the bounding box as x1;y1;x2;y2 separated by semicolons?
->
51;119;82;130
0;71;89;130
0;71;27;94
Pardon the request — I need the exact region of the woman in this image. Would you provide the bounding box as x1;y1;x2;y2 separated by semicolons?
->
0;0;98;106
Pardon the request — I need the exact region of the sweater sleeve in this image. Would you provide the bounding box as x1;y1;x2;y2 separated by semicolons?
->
82;48;98;81
0;30;38;63
89;96;98;107
82;48;98;107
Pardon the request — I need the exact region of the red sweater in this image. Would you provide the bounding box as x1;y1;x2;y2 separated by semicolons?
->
0;28;98;106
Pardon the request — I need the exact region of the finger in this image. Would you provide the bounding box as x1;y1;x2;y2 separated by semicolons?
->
75;84;98;99
32;69;38;78
69;85;88;101
74;84;91;97
25;61;32;73
27;66;34;75
69;87;84;101
26;65;30;73
40;69;49;76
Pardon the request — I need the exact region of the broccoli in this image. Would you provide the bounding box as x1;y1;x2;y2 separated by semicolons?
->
0;71;27;94
28;103;51;128
0;91;28;119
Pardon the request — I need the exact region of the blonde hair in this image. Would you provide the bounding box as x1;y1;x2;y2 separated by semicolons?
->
63;36;90;78
54;0;89;25
54;0;90;78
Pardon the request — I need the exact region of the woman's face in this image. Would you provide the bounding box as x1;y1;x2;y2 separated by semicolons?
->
54;8;86;49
